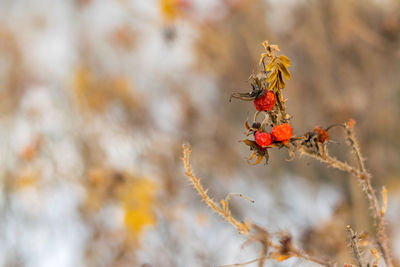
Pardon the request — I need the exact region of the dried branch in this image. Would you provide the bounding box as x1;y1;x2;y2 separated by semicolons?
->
346;225;364;267
183;144;334;267
182;144;250;234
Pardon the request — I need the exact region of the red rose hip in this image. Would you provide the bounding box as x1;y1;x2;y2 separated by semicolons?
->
271;123;293;142
255;131;273;147
253;91;276;111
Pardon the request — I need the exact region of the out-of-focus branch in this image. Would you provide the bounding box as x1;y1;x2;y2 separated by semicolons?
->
183;144;334;267
346;225;364;267
296;121;393;267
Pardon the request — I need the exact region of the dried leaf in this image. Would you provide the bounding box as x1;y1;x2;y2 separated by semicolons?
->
265;58;276;72
277;73;286;89
278;55;291;67
267;68;278;83
267;79;278;91
278;62;291;80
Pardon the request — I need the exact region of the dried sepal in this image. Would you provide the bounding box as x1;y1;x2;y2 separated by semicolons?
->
241;139;258;149
251;154;263;165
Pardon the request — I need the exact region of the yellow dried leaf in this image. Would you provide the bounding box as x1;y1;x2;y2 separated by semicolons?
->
278;62;291;80
267;68;278;83
267;79;278;91
277;74;286;89
265;58;276;72
278;55;291;67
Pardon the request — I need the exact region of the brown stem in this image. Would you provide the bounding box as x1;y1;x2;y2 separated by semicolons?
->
346;225;364;267
298;147;393;267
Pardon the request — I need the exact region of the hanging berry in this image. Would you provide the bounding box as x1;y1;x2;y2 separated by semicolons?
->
253;91;276;111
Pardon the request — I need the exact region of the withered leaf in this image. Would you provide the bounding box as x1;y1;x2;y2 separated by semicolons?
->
277;73;286;89
265;58;276;72
278;62;291;80
267;69;278;83
267;79;278;91
278;55;291;67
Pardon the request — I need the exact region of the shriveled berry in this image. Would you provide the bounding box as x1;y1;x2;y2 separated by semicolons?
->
255;131;273;147
271;123;293;142
253;91;276;111
252;122;261;129
314;126;329;143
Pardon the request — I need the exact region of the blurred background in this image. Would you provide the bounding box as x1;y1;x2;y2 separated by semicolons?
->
0;0;399;266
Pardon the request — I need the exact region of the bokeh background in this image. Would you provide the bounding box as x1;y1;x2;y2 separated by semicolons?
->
0;0;399;266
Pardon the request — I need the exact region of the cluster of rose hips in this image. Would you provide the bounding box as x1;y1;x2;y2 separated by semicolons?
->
231;41;332;164
252;91;293;147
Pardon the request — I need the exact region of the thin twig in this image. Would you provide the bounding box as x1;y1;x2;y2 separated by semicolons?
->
346;225;364;267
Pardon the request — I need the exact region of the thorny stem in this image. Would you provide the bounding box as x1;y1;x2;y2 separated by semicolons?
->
346;225;364;267
297;129;394;267
183;144;250;234
183;144;333;267
344;125;393;267
218;250;333;267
